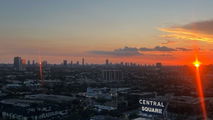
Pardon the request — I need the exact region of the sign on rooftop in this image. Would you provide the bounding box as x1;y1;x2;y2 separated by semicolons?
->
139;99;167;116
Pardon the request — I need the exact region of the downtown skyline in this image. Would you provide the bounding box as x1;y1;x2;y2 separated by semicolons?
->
1;0;213;65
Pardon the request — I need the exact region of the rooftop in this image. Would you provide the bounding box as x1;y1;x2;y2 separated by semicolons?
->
0;99;43;107
25;94;75;103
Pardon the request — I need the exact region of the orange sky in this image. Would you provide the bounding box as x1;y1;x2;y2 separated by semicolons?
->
1;1;213;65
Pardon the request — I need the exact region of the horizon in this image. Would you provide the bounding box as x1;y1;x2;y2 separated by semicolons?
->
1;55;212;66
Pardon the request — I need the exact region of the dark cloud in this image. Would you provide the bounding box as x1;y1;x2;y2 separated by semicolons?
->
89;46;141;56
176;47;192;51
139;46;176;51
182;20;213;34
89;46;192;56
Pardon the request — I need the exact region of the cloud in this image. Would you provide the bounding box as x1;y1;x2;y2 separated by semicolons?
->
89;46;141;56
139;46;176;51
176;47;192;51
161;40;176;45
159;20;213;42
182;20;213;34
89;46;192;56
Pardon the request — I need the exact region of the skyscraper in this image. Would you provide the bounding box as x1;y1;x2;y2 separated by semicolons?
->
42;60;48;67
76;61;79;65
82;58;85;66
156;62;162;68
14;56;22;71
21;59;26;70
27;60;30;65
32;60;35;65
102;70;123;81
63;60;68;66
105;59;109;65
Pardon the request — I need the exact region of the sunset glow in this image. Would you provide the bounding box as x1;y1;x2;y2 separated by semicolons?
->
0;1;213;64
160;27;213;42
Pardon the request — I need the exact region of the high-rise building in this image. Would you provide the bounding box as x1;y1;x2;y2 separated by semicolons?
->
42;60;48;67
105;59;109;65
27;60;30;65
63;60;67;66
21;59;26;70
156;62;162;68
21;59;26;65
14;56;22;71
82;58;85;66
102;70;123;81
32;60;35;65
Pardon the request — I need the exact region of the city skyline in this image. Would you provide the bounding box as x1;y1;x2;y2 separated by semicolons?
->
1;0;213;65
11;56;162;66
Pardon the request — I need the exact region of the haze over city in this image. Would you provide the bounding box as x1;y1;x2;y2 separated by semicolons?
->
1;0;213;65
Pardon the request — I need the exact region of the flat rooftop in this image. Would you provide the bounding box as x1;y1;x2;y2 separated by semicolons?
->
0;99;43;107
25;94;75;103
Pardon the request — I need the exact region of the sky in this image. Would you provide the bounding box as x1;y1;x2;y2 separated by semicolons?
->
0;0;213;65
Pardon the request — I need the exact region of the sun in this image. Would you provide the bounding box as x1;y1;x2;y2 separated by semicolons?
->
193;58;201;68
